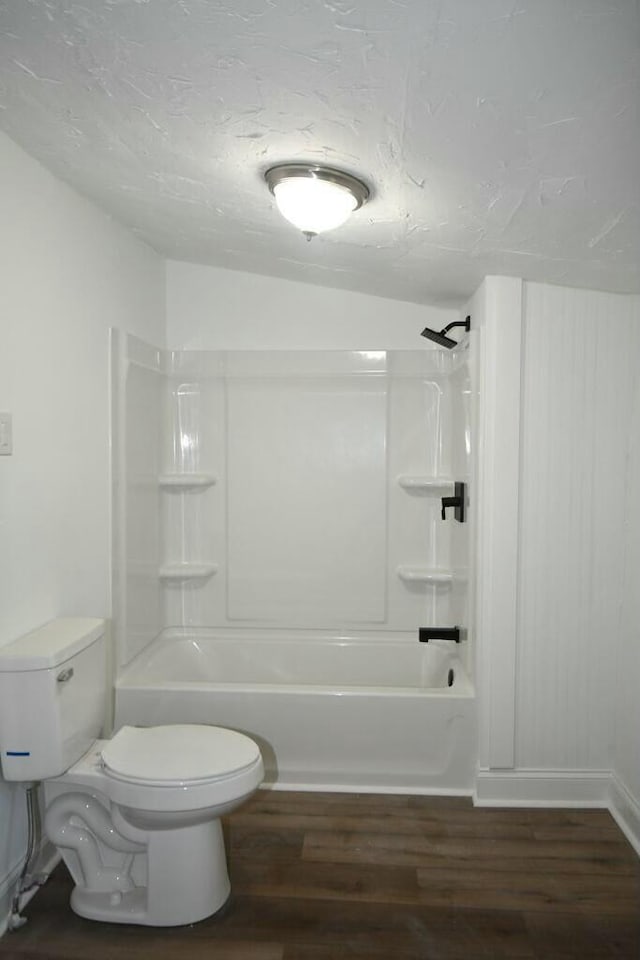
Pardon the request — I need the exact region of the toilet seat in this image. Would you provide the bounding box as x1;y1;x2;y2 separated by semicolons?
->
102;724;260;786
95;725;264;814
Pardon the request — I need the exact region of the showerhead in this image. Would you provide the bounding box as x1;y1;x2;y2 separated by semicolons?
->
420;327;459;349
421;316;471;349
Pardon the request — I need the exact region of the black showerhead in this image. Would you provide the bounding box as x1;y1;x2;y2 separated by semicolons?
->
420;327;459;349
421;316;471;349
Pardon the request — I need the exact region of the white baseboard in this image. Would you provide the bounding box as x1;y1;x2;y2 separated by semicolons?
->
474;769;611;807
609;774;640;856
261;780;474;797
0;841;59;939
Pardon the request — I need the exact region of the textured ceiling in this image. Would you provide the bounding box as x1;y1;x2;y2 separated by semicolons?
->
0;0;638;305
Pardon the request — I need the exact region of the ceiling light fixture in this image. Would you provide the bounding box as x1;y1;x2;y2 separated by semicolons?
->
265;163;370;241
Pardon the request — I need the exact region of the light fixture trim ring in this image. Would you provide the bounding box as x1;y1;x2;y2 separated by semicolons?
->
264;163;370;210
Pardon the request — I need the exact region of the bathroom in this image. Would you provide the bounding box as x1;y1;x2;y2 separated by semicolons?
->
0;0;639;952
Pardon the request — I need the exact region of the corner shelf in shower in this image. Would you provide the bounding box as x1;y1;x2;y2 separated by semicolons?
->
158;474;217;491
397;476;454;492
396;566;453;586
158;563;219;583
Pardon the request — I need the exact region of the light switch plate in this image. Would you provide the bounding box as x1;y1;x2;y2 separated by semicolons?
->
0;412;13;455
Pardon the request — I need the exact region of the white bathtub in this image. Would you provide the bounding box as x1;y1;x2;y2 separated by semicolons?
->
115;630;476;794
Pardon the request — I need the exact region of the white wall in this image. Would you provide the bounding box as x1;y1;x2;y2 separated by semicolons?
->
166;260;456;350
0;130;165;930
516;284;638;771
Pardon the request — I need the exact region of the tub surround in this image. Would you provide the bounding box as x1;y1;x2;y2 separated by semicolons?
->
113;341;472;659
111;337;475;793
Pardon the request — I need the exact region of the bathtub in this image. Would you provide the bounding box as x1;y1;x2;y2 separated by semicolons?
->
115;630;476;794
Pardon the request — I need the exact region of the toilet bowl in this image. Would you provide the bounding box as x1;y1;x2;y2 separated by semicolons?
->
0;619;264;928
45;724;264;926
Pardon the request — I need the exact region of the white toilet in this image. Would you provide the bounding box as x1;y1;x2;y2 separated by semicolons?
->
0;618;264;927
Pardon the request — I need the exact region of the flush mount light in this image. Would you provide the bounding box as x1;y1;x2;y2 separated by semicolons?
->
264;163;370;240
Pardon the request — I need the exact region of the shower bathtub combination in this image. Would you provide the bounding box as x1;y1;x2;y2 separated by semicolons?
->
112;334;477;794
116;630;476;792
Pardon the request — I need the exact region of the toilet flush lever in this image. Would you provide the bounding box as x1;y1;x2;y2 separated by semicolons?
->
56;667;74;684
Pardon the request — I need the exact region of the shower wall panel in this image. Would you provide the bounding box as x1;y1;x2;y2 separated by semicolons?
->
161;363;225;629
449;355;473;645
226;376;387;624
387;370;452;630
160;350;468;635
112;331;165;668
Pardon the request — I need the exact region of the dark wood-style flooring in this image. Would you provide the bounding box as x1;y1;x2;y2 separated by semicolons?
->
2;790;639;959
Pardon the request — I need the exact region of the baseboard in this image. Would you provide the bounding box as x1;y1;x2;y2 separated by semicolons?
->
474;769;611;807
261;780;475;797
0;841;59;938
609;774;640;856
262;769;612;804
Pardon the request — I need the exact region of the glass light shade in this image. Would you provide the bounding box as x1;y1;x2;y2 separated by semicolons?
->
272;177;358;234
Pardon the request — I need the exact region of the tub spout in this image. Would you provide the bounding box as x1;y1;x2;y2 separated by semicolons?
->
419;627;461;643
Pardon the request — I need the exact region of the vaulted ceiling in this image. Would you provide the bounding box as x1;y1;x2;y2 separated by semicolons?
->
0;0;638;305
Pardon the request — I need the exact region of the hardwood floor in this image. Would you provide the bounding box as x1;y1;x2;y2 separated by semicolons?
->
2;791;638;959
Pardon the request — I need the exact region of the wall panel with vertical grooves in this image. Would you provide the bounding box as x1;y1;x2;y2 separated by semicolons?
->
516;283;638;770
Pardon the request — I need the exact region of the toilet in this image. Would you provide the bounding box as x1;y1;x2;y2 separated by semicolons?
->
0;618;264;927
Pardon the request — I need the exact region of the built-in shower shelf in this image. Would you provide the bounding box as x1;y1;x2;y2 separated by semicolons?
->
396;566;454;585
159;563;218;583
159;474;217;491
397;476;454;492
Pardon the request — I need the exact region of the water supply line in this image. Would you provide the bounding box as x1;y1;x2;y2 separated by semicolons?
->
8;783;47;931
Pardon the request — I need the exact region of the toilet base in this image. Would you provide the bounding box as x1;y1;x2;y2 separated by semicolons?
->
71;887;148;925
68;816;231;927
70;885;233;928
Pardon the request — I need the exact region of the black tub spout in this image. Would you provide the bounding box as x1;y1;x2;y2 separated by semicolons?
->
419;627;461;643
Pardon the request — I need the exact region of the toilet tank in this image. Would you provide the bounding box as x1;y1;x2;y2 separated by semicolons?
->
0;618;107;781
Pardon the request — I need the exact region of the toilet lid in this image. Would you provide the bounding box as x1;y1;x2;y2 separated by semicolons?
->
101;724;261;785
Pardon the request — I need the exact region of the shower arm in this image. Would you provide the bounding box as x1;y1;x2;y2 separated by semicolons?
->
440;318;471;337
